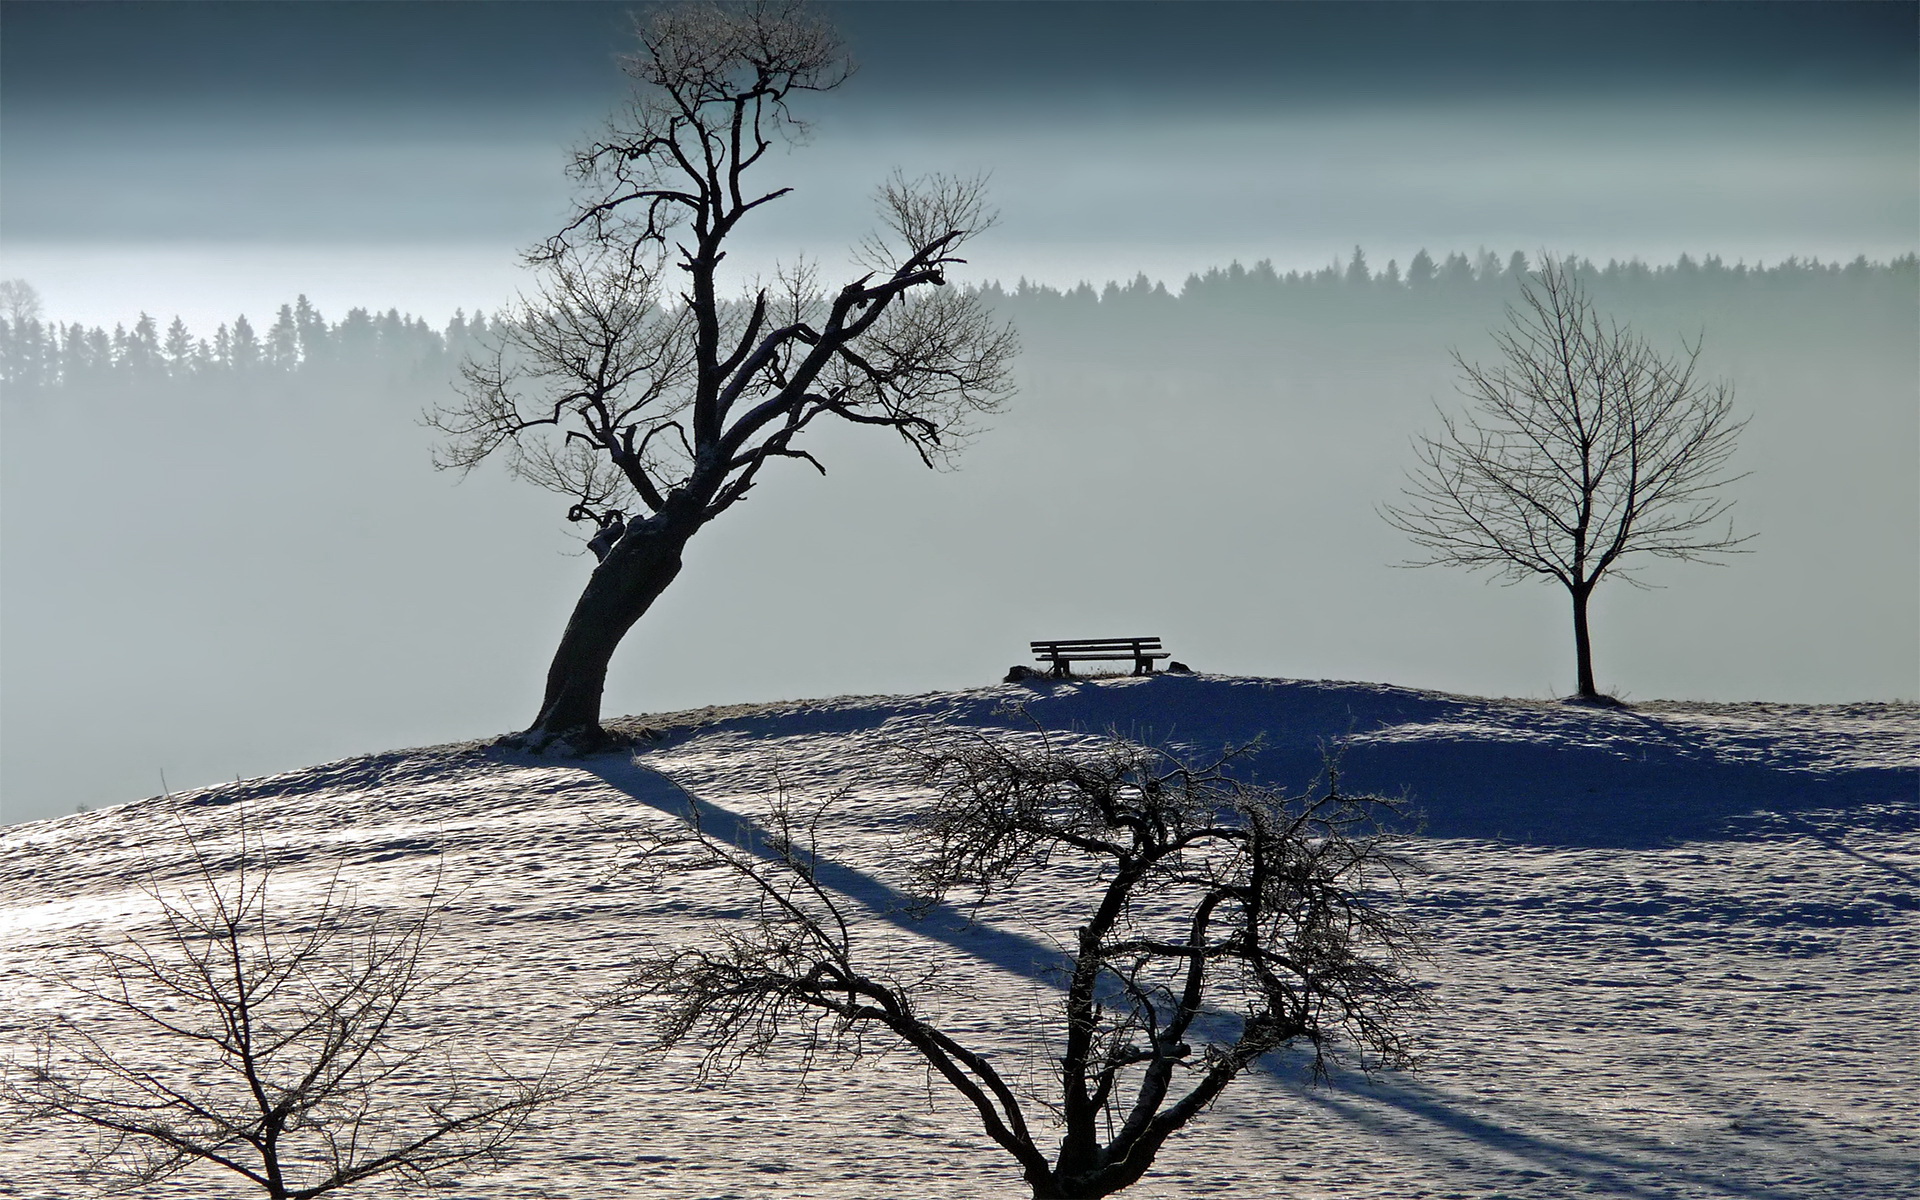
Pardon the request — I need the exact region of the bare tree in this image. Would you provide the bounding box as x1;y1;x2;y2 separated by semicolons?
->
1382;256;1749;702
613;731;1427;1200
2;819;577;1198
431;0;1017;749
0;278;42;327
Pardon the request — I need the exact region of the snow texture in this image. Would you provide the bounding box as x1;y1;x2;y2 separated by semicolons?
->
2;675;1915;1199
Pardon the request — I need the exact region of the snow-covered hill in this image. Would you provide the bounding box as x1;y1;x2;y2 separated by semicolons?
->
3;675;1916;1199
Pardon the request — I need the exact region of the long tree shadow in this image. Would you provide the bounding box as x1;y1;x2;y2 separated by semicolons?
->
1004;678;1915;848
1274;1069;1898;1200
563;748;1909;1199
574;752;1074;985
1336;738;1910;847
645;676;1917;849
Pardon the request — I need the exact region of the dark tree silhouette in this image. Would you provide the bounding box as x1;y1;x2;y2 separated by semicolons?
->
431;0;1016;748
1;819;576;1198
617;731;1426;1199
1405;248;1437;289
1383;256;1750;701
1345;244;1370;285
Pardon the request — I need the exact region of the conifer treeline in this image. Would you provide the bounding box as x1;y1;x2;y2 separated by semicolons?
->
0;292;498;391
3;250;1912;390
985;249;1917;312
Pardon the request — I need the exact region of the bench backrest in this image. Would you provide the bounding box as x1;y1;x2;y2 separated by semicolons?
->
1031;637;1163;653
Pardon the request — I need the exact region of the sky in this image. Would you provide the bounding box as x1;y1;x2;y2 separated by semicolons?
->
1;1;1916;825
3;1;1914;329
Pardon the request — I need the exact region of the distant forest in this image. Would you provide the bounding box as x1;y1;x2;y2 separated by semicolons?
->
0;293;493;391
2;250;1914;390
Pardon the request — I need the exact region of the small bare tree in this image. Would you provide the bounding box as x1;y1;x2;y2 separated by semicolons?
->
0;278;42;326
614;732;1426;1200
2;820;576;1198
431;0;1016;749
1382;256;1749;701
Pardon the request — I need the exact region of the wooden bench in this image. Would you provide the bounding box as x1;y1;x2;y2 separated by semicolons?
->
1031;637;1169;678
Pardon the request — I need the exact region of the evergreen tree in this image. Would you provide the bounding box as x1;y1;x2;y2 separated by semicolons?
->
1346;244;1371;286
267;303;299;370
375;308;406;358
444;308;469;353
336;306;377;363
231;314;260;372
1407;249;1437;289
293;294;328;364
0;317;17;386
130;313;162;371
0;280;48;385
163;316;195;372
0;313;48;388
79;325;113;378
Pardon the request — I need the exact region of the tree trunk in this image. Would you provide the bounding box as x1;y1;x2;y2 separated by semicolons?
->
1028;1164;1152;1200
521;513;697;746
1570;582;1598;700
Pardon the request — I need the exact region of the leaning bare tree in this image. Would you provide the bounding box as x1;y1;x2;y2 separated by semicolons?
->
614;731;1426;1200
431;0;1016;749
1;819;575;1198
1382;256;1749;702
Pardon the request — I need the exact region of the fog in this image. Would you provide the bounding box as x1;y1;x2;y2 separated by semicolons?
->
6;3;1913;331
2;1;1915;824
5;262;1913;824
9;96;1914;334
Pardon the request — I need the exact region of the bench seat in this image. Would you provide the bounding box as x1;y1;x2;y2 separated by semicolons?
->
1030;637;1168;678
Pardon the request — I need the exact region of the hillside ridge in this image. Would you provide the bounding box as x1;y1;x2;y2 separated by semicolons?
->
3;675;1917;1199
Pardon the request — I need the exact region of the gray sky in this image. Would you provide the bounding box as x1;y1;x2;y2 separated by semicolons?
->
2;1;1915;825
4;1;1913;327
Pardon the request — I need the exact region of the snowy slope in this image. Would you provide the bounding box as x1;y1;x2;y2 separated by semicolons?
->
2;675;1916;1199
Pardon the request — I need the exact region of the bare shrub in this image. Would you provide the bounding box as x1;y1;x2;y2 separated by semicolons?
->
611;730;1427;1199
2;818;581;1198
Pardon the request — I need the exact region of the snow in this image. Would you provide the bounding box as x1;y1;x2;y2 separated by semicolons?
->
2;674;1916;1199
